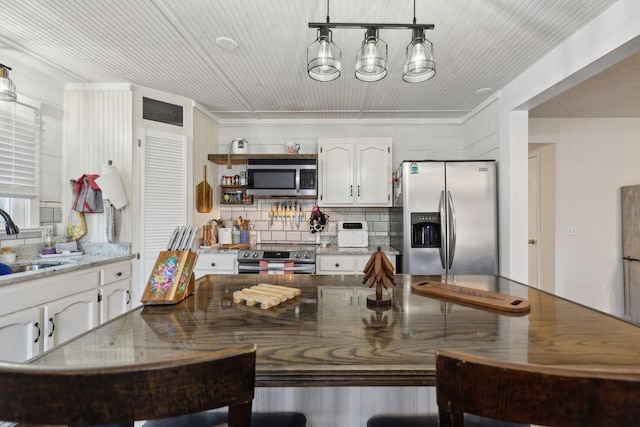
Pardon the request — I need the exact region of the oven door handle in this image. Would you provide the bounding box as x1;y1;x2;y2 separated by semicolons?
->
238;264;315;273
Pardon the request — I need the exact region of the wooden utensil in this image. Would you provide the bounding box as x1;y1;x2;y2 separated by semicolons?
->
196;165;213;213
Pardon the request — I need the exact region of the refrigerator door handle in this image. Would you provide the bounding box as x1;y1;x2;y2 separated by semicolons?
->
439;190;446;269
447;190;457;269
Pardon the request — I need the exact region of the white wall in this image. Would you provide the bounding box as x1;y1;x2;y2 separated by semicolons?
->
530;118;640;315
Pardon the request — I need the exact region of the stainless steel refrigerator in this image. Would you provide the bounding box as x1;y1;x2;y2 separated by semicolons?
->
621;185;640;324
393;160;498;275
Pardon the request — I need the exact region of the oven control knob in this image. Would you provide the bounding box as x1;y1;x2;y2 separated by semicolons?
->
252;252;259;258
294;253;301;258
303;252;310;259
242;251;249;258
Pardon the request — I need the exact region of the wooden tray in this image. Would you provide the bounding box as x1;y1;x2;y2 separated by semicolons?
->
411;280;530;313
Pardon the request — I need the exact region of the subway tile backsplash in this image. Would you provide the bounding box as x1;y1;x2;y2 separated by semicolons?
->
219;199;392;246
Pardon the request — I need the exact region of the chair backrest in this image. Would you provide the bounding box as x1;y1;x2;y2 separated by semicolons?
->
0;344;256;427
436;349;640;427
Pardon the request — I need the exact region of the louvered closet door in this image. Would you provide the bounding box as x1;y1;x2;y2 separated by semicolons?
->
139;128;187;288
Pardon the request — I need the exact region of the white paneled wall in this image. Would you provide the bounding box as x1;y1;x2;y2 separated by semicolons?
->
462;98;500;160
64;85;133;243
193;106;220;228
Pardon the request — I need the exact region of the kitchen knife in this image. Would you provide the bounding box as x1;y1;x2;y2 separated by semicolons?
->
167;227;179;250
173;226;186;250
185;226;198;251
180;226;191;251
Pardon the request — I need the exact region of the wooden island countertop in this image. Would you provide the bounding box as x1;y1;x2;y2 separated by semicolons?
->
29;274;640;387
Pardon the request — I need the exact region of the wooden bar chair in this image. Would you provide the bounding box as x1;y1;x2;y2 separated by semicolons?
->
436;349;640;427
0;344;256;427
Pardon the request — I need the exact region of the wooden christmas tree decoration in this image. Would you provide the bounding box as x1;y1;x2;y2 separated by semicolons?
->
362;246;397;308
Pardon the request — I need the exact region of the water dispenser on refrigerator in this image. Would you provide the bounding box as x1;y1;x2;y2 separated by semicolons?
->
411;212;441;248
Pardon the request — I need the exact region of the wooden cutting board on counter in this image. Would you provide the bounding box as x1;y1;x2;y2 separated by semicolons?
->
411;280;530;313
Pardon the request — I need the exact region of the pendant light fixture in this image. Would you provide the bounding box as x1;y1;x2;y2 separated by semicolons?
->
307;0;341;82
403;28;436;82
355;27;387;82
307;27;342;82
308;0;434;83
0;64;17;102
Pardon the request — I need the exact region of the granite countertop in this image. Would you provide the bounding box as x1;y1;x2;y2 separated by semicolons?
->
0;242;135;286
316;243;400;256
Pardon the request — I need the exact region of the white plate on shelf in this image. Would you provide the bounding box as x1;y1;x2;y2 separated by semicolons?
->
39;251;84;258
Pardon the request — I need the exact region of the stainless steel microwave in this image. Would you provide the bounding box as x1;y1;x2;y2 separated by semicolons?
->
246;158;317;198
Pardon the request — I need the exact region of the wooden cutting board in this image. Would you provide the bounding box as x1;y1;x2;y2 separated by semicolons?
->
195;165;212;213
411;280;530;313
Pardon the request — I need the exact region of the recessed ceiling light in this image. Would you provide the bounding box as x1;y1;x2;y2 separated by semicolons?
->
475;87;492;95
216;36;238;50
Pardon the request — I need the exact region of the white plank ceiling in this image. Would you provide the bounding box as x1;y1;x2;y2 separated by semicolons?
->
0;0;622;119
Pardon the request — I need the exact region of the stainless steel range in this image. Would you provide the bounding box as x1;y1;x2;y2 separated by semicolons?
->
237;244;316;274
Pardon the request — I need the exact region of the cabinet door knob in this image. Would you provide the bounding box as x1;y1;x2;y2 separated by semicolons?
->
335;263;340;267
211;262;216;267
116;271;123;277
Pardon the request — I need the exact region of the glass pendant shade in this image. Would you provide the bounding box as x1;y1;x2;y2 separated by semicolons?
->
355;28;387;82
403;29;436;83
307;28;341;82
0;64;16;102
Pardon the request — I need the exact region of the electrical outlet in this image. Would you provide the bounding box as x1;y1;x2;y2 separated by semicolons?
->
567;225;577;236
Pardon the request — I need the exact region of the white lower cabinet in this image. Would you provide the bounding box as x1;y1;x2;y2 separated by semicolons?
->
43;288;99;352
0;306;41;363
0;260;133;362
194;252;238;278
316;254;396;275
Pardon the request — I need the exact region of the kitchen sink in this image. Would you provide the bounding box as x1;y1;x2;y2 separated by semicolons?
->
10;262;68;274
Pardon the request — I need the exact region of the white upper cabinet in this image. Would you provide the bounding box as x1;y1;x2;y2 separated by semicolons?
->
318;138;393;207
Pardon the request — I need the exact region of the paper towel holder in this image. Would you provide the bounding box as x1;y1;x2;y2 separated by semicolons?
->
95;160;129;209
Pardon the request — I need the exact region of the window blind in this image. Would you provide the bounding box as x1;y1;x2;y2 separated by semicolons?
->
0;101;39;197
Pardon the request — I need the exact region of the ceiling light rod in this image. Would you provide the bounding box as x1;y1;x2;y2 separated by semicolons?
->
308;22;434;31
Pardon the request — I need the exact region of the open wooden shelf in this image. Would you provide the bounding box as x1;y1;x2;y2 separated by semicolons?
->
208;153;317;165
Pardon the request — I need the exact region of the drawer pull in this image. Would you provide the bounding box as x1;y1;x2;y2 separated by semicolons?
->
126;290;131;304
211;262;216;267
116;271;123;277
335;263;340;267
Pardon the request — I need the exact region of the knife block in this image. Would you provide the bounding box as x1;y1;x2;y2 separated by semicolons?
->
141;250;198;305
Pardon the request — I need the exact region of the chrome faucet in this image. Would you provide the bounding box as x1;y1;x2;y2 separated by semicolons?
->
0;209;19;235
